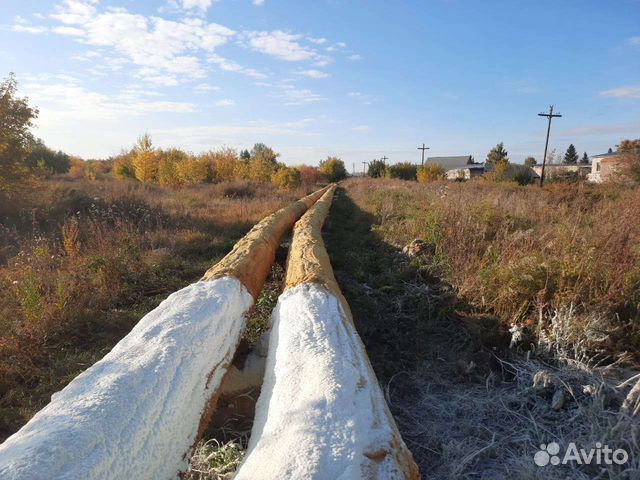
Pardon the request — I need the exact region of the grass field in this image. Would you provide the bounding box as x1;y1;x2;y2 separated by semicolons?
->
1;175;639;478
0;177;302;442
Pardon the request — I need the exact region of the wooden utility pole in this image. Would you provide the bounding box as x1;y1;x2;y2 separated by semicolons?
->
362;161;368;176
381;156;388;165
417;143;430;167
538;105;562;188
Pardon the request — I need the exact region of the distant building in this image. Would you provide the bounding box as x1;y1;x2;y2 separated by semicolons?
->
588;152;621;183
425;155;485;181
531;163;591;180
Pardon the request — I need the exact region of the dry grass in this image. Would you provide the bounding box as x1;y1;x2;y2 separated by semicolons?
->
325;180;640;478
341;178;640;363
0;176;300;441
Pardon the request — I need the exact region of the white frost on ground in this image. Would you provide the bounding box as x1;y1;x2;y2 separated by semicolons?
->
235;283;406;480
0;277;253;480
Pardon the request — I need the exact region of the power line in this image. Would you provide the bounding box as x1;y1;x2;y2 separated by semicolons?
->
417;143;430;167
537;105;562;188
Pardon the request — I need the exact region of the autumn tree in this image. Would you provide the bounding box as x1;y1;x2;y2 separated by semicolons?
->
132;134;158;183
417;163;446;182
297;165;323;186
175;154;208;185
524;156;537;167
367;159;387;178
387;162;417;181
486;142;509;167
563;144;578;164
0;73;39;190
203;148;242;182
319;156;347;182
156;148;184;186
248;143;279;182
271;167;301;191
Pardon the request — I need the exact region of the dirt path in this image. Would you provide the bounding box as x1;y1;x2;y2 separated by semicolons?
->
324;186;639;480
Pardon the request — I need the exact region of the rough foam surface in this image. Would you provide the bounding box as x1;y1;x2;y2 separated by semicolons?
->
0;277;253;480
235;283;409;479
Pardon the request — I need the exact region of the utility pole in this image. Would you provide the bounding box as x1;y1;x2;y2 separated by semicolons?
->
417;143;430;167
362;161;368;176
381;156;388;166
538;105;562;188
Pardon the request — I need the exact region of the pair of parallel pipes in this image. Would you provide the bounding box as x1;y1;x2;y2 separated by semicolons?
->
0;184;418;479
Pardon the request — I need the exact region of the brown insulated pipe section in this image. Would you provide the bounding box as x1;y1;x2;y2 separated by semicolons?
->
202;185;330;299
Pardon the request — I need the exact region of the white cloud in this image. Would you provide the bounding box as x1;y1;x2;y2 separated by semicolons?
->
629;37;640;48
246;30;318;61
46;1;236;84
253;0;265;5
348;54;362;61
214;98;236;107
53;26;85;36
348;91;377;105
352;125;370;132
12;24;48;34
309;37;326;45
600;85;640;99
295;69;330;79
23;76;195;125
277;84;324;105
194;83;221;92
207;54;267;78
181;0;214;11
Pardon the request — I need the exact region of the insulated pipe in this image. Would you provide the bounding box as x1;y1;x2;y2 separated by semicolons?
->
235;185;420;479
0;186;329;480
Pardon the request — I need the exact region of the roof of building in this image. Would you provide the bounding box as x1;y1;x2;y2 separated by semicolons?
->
425;155;475;170
592;152;619;158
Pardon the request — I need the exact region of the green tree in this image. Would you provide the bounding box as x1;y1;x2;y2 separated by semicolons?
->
486;142;509;167
579;152;589;165
387;162;417;181
248;143;279;182
367;159;387;178
319;156;347;182
563;144;578;164
524;156;537;167
132;134;158;183
27;139;70;174
240;149;251;161
0;73;39;190
417;164;446;182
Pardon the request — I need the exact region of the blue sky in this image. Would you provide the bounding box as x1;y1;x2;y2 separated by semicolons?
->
0;0;638;167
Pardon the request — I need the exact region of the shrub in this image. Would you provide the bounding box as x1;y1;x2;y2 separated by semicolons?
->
319;157;347;182
367;159;387;178
132;134;158;183
387;162;417;181
417;164;445;182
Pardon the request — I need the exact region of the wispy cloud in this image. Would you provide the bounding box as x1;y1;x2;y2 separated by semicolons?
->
348;91;377;105
214;98;236;107
295;69;330;79
245;30;318;62
23;75;195;125
352;125;370;132
628;36;640;48
207;53;267;78
252;0;265;6
599;85;640;99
